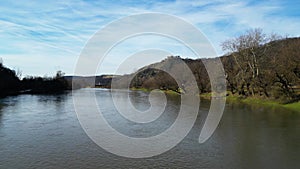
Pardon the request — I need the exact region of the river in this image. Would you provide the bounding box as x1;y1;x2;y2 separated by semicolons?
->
0;88;299;169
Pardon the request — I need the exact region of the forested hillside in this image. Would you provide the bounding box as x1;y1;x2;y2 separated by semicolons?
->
112;33;300;102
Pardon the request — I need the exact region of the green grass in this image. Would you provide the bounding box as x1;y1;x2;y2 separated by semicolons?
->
284;102;300;112
130;87;180;95
131;89;300;113
199;93;212;99
227;96;300;113
130;87;151;92
200;93;300;113
227;95;278;105
163;90;181;95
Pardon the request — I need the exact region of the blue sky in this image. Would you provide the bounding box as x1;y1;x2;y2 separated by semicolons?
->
0;0;299;76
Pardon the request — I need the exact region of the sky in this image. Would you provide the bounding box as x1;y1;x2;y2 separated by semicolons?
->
0;0;299;76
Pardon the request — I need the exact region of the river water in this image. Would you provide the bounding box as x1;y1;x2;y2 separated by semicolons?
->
0;89;299;169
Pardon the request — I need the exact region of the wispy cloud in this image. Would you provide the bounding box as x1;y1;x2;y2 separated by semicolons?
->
0;0;299;76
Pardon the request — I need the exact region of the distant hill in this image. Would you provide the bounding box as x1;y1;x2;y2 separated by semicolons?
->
111;37;300;102
64;75;117;89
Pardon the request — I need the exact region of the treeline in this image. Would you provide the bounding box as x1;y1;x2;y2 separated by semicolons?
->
0;63;69;97
113;29;300;102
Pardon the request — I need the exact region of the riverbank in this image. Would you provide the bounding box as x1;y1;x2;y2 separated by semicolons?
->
129;88;300;113
130;87;181;95
200;93;300;113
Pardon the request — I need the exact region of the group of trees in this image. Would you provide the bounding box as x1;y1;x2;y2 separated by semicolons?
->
114;29;299;102
0;61;22;96
0;62;69;97
221;29;299;101
131;68;178;91
112;56;212;94
21;74;69;94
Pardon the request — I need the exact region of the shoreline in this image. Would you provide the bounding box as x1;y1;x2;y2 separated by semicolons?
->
130;87;181;95
200;93;300;113
129;87;300;113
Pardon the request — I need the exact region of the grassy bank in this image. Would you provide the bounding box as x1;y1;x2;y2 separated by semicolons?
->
130;87;181;95
128;88;300;113
200;93;300;113
283;102;300;112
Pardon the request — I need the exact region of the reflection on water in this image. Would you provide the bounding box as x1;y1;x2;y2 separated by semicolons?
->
98;89;180;138
0;89;299;169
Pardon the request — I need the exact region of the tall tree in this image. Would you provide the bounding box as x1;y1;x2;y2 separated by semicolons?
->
221;28;282;96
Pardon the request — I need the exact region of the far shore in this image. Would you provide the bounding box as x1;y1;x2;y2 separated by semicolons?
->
202;93;300;113
119;87;300;113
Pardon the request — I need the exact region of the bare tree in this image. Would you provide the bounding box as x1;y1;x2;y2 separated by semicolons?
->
56;70;65;79
16;68;22;79
221;28;282;96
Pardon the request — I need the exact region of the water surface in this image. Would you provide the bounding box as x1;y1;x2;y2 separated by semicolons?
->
0;89;299;169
